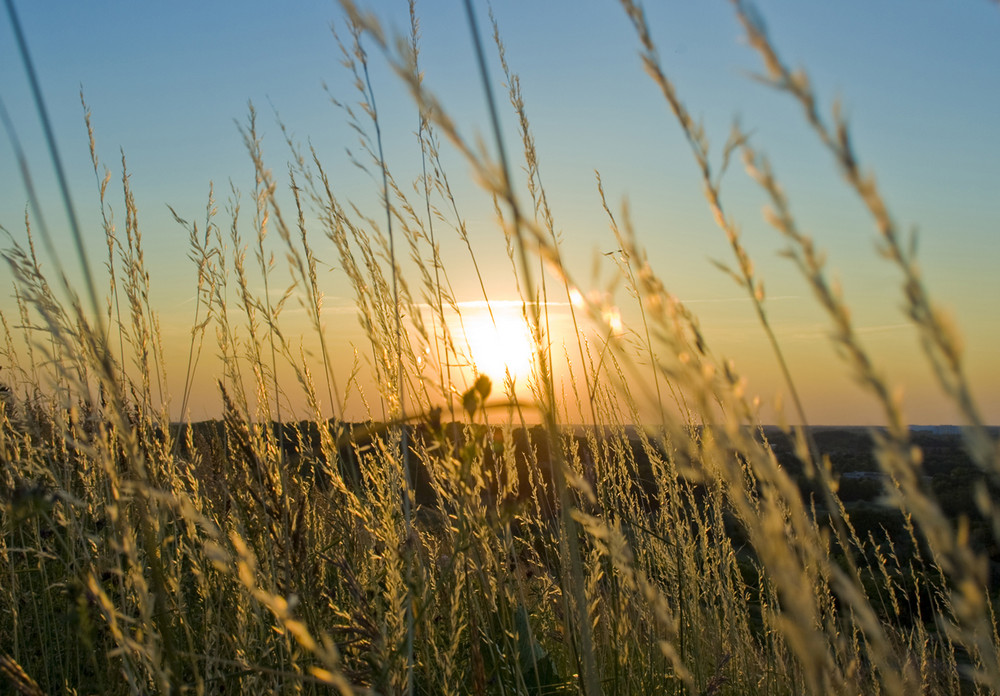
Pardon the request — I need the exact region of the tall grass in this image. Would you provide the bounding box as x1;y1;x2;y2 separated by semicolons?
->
2;1;998;694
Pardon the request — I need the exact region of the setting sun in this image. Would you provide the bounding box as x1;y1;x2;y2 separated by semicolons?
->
461;307;535;386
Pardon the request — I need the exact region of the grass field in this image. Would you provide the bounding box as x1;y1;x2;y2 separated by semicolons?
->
2;1;998;694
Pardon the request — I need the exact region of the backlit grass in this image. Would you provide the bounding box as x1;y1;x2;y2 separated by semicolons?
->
1;1;998;694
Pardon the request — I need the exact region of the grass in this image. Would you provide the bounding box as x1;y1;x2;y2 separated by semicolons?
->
1;0;998;694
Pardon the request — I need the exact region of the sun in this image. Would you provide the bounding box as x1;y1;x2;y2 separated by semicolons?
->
462;308;535;386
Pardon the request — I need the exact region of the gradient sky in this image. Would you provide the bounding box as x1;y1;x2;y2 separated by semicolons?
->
1;1;998;425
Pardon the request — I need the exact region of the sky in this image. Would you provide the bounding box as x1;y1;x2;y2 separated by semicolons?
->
1;0;998;426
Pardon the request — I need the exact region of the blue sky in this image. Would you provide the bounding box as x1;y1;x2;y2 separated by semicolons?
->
1;1;998;424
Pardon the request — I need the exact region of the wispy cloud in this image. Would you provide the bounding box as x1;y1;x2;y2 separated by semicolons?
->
679;295;800;304
322;296;798;315
855;323;913;334
782;322;913;341
423;299;573;310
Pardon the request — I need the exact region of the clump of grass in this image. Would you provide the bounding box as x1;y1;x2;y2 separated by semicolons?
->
2;1;998;694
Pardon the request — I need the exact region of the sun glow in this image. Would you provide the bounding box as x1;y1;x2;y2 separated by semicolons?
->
462;308;535;387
